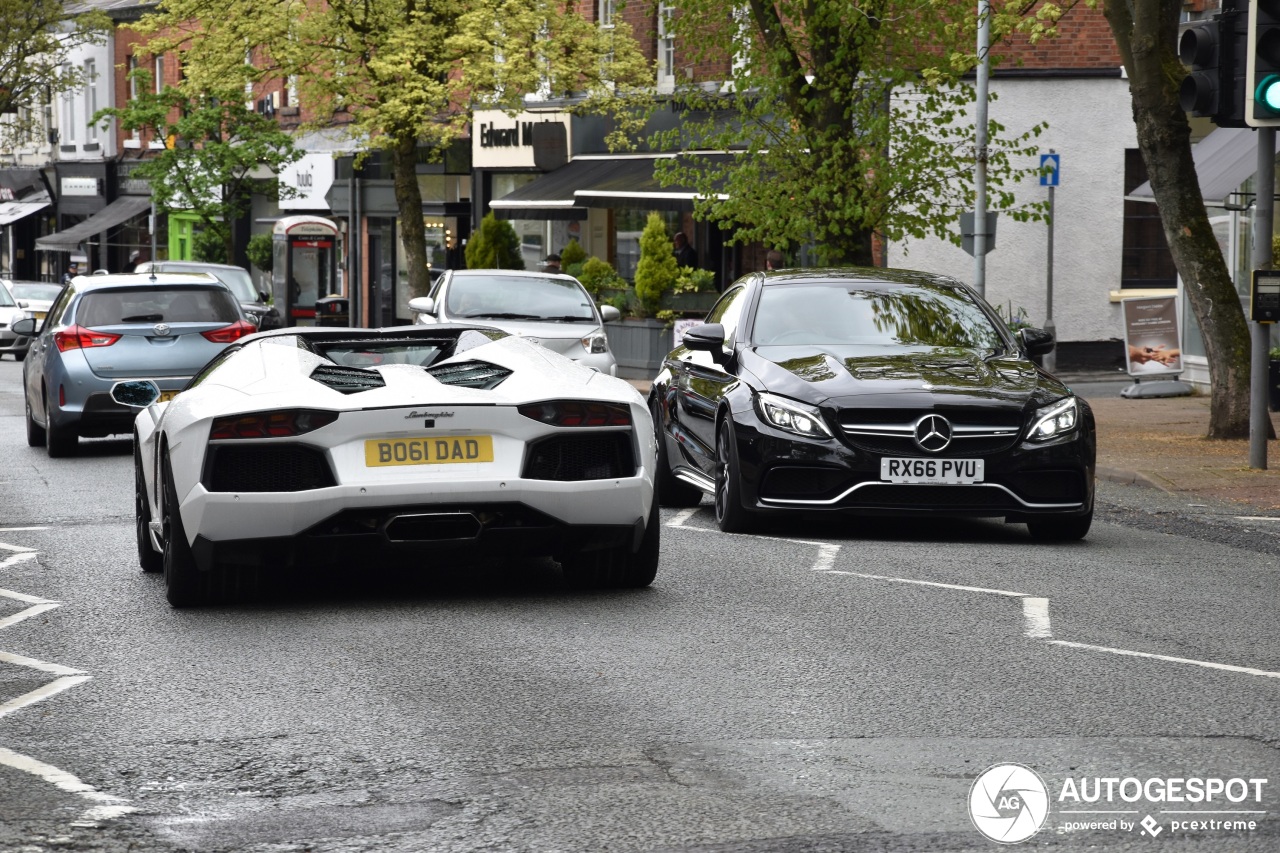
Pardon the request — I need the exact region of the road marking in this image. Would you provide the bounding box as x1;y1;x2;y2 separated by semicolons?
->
818;569;1027;598
1023;597;1053;639
0;527;49;533
1050;640;1280;679
0;537;137;826
1235;516;1280;522
669;508;700;528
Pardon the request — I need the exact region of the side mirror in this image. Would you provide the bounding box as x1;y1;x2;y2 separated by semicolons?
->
682;322;726;352
11;317;37;336
408;296;436;315
17;299;28;308
258;290;270;303
1017;327;1055;357
110;379;161;408
599;304;621;322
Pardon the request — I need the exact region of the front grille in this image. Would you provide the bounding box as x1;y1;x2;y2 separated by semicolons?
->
844;484;1018;510
839;407;1022;457
1001;470;1086;503
760;466;849;498
310;364;386;394
522;433;635;481
426;360;512;389
840;435;1018;458
205;444;337;492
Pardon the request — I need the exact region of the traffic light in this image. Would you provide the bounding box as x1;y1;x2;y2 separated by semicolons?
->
1181;0;1248;128
1248;0;1280;125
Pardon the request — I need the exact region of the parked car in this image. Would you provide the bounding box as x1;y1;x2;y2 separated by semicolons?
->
0;283;31;360
650;267;1097;541
134;260;282;330
408;269;621;375
2;280;63;321
127;324;659;606
12;272;256;457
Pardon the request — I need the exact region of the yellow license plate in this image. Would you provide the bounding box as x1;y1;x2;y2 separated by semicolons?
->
365;435;494;467
158;390;179;403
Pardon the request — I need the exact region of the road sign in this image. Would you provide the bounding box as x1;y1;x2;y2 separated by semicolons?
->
1040;153;1060;187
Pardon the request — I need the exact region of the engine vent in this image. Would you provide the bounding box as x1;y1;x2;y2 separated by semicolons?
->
426;360;512;390
522;433;635;481
204;444;337;492
310;364;386;394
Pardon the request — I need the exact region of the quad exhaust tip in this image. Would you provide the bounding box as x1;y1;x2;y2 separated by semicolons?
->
384;512;482;543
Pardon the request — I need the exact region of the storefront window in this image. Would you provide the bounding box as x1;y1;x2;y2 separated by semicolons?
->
614;209;681;281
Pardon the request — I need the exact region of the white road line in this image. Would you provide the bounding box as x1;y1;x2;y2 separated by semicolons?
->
0;675;92;721
1022;597;1053;639
668;508;699;528
0;527;49;533
0;541;38;554
1050;640;1280;680
0;746;137;826
818;569;1028;598
0;587;56;605
1235;517;1280;522
0;650;86;676
0;552;38;571
0;602;60;631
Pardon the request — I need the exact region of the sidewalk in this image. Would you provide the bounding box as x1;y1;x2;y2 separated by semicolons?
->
626;377;1280;513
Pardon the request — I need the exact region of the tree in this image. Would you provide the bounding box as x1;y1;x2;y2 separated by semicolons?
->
634;212;679;316
136;0;653;300
1102;0;1254;438
0;0;110;148
648;0;1051;265
464;212;524;269
93;77;301;263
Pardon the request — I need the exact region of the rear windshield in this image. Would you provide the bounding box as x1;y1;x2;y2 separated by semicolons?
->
76;287;241;326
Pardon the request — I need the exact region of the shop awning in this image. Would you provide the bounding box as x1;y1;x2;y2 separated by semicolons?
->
1126;128;1280;206
35;195;151;253
490;154;735;218
0;193;50;226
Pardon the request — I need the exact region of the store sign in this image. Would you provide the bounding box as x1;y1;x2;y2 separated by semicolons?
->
279;152;336;210
472;109;571;169
61;177;101;197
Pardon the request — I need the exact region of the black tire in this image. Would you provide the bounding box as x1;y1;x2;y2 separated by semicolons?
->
713;417;753;533
561;499;661;590
44;393;78;458
25;397;45;448
651;401;703;508
135;440;164;573
1027;509;1093;542
161;457;208;606
15;351;25;362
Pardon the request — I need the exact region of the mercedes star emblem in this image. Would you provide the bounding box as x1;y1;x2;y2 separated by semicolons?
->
913;414;953;452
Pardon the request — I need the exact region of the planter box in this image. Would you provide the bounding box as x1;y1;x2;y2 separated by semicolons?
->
661;290;719;317
605;318;672;380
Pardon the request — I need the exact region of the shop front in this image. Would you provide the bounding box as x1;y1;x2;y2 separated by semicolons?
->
0;169;54;280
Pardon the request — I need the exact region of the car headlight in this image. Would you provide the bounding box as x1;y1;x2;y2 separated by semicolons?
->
1028;396;1079;441
754;392;832;438
581;333;608;354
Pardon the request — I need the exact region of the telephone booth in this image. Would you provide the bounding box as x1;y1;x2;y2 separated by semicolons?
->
272;215;339;326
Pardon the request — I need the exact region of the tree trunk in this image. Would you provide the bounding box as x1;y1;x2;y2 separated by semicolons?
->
1103;0;1254;438
391;133;431;309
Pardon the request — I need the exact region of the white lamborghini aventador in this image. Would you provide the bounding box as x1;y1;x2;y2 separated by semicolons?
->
124;325;658;606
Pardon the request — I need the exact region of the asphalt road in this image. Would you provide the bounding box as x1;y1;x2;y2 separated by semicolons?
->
1;356;1280;852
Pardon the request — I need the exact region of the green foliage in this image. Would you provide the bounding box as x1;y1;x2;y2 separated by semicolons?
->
576;256;626;296
93;79;300;255
675;266;717;294
649;0;1054;264
633;213;679;317
191;228;229;264
994;302;1034;332
465;213;525;270
559;238;587;268
245;232;274;273
0;0;110;149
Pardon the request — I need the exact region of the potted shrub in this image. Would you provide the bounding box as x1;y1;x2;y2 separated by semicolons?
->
633;212;679;318
465;213;525;269
662;266;719;316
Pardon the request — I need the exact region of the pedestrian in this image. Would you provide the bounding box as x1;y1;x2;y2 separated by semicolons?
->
766;249;784;271
62;263;79;285
673;231;697;268
543;253;562;273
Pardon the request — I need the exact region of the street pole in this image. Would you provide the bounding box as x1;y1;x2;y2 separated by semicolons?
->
1251;127;1274;470
973;0;990;298
1043;175;1056;374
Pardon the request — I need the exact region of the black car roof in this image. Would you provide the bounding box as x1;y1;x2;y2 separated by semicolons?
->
760;267;969;290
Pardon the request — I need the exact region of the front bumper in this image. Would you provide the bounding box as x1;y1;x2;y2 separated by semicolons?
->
0;331;30;355
729;410;1095;518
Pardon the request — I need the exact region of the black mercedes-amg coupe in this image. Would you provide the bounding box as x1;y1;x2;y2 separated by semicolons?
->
650;267;1096;540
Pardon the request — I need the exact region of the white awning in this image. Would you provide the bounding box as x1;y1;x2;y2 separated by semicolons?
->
0;193;50;226
1127;128;1280;206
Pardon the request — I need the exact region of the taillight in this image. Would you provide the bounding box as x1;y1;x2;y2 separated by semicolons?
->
201;319;257;344
210;409;338;440
518;401;632;427
54;325;121;352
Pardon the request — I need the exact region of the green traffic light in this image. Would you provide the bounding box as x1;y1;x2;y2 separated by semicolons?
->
1258;74;1280;114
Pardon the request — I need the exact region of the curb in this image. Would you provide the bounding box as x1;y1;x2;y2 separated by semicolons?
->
1096;466;1166;492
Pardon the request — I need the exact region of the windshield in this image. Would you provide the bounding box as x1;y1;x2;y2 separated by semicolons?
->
0;287;14;308
9;283;61;303
76;287;241;326
753;282;1006;350
445;275;596;322
149;264;258;302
